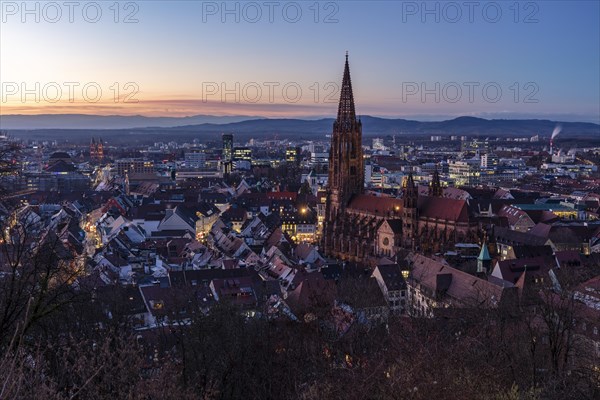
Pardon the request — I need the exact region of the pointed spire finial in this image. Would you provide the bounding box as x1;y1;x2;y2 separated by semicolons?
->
336;52;356;124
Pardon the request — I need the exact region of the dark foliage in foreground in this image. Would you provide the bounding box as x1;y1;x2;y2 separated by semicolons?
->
1;280;599;400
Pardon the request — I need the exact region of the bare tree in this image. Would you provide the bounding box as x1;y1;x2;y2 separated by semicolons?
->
0;140;21;195
0;217;83;346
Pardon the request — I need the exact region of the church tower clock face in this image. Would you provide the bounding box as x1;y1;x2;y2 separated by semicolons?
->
383;237;390;246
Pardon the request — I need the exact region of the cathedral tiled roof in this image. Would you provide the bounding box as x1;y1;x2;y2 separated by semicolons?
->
417;196;469;223
347;194;403;217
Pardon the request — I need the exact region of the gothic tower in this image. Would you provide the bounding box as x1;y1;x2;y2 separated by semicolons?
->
97;138;104;161
402;173;418;250
323;54;364;253
90;137;104;161
429;167;442;197
90;137;97;160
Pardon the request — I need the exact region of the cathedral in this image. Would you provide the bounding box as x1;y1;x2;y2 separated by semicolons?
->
90;137;104;161
322;55;479;263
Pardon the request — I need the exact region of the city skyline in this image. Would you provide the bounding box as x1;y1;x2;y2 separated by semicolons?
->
1;4;600;396
1;1;599;122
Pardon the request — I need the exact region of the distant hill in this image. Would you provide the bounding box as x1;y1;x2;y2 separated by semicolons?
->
153;116;599;138
2;115;599;143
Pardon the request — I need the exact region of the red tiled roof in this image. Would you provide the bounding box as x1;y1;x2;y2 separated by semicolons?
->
418;186;470;200
495;256;556;284
418;196;469;223
410;255;509;308
555;250;582;267
222;259;239;270
286;270;337;314
347;194;403;217
295;243;316;260
211;277;257;306
498;205;532;227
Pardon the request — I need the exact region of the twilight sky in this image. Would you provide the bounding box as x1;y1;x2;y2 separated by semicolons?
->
1;0;599;122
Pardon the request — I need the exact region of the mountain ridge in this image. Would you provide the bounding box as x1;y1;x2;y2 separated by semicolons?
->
2;115;598;143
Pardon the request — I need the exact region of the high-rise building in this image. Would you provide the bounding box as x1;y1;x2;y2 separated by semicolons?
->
222;134;233;161
222;133;233;174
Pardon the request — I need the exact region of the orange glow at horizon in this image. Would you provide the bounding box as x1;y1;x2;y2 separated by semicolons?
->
0;97;340;118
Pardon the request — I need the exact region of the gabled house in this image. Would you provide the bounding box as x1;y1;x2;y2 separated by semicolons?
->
337;277;389;324
221;207;247;233
157;206;198;237
498;205;536;232
407;254;516;318
193;202;221;238
294;243;325;268
130;204;166;235
210;277;257;309
490;256;557;287
372;264;407;314
239;212;275;244
285;270;336;320
96;252;133;282
492;226;551;260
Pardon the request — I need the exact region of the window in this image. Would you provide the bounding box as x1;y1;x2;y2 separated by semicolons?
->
151;300;164;310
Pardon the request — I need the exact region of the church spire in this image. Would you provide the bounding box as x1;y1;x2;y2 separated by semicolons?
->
336;52;356;124
323;54;364;256
477;235;492;274
430;166;442;197
403;173;418;209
